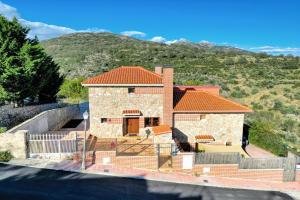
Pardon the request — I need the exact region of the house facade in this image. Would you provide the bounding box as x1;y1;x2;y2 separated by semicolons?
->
82;66;252;145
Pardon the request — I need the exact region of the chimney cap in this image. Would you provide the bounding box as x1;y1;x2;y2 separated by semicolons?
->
163;64;173;68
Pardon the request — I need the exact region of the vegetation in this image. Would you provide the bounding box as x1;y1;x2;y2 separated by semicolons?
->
0;16;63;106
0;151;13;162
0;127;7;134
41;32;300;154
58;77;88;102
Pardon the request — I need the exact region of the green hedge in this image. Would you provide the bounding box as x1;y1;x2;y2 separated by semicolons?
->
0;151;13;162
249;120;287;156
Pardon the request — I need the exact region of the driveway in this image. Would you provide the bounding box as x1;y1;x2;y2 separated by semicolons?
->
0;163;294;200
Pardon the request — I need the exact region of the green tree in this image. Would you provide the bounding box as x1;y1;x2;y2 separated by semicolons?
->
58;77;87;102
0;16;62;105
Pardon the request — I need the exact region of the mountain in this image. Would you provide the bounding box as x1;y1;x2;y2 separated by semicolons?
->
41;32;300;153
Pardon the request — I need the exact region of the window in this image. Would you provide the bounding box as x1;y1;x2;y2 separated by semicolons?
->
128;87;135;94
200;115;206;120
101;118;107;123
144;117;160;127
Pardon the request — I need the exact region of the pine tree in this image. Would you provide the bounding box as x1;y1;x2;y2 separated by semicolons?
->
0;16;63;105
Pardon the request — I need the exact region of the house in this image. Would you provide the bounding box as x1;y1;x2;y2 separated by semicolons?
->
82;66;252;146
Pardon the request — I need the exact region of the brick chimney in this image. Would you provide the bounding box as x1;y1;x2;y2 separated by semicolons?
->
155;66;163;76
162;65;173;127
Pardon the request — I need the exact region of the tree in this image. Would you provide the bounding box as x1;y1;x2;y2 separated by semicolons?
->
0;16;62;105
58;77;87;102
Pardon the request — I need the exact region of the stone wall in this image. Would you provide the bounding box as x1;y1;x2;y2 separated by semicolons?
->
173;113;244;145
88;87;164;137
7;105;80;134
0;103;60;129
0;130;27;159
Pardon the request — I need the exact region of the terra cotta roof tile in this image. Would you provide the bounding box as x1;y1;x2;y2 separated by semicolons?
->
82;66;163;85
173;89;252;113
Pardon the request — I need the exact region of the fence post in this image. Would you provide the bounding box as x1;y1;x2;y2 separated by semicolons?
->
157;144;160;170
58;139;61;159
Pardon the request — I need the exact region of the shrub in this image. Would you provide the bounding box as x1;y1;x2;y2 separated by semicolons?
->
58;77;88;102
249;120;287;156
0;127;7;134
0;151;13;162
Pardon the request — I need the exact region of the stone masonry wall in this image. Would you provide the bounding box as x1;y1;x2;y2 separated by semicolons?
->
173;113;244;145
88;87;164;137
0;130;27;159
0;103;59;129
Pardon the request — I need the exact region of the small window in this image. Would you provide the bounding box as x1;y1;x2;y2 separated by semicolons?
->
128;87;135;94
200;115;206;120
144;117;160;127
101;118;107;123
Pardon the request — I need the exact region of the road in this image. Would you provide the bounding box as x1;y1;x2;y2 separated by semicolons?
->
0;163;294;200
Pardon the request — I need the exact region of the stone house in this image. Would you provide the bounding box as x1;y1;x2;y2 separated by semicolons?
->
82;66;252;145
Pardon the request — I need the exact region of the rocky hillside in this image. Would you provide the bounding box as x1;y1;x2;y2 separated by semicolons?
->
41;32;300;153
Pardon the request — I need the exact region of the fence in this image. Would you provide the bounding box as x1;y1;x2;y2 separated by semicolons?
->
195;152;240;164
239;157;286;169
27;132;77;159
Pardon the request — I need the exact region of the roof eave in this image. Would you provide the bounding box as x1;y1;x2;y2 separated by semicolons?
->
173;110;253;114
82;83;164;87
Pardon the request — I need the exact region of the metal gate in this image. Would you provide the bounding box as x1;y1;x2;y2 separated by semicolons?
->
157;143;173;170
283;156;297;182
27;132;77;159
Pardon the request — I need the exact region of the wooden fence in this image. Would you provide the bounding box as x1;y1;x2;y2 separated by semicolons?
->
195;152;240;164
239;157;286;169
27;132;77;158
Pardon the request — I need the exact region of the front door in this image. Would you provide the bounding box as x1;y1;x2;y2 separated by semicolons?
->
126;118;139;136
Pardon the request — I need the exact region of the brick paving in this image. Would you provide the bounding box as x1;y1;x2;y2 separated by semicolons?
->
246;144;276;158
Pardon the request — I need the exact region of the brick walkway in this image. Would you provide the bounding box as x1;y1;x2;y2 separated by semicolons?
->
245;144;276;158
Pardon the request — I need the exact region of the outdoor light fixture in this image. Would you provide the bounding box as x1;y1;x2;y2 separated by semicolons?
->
82;110;89;171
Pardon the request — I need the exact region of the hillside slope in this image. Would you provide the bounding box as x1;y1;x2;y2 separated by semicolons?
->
41;32;300;153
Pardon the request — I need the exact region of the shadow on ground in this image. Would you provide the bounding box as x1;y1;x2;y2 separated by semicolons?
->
0;163;294;200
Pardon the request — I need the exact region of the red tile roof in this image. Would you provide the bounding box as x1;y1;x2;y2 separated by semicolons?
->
122;110;141;115
152;125;172;136
195;134;215;141
174;90;252;113
174;85;220;95
82;66;163;85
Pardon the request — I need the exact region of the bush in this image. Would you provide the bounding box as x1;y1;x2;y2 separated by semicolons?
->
0;151;13;162
249;120;287;156
0;127;7;134
58;77;88;102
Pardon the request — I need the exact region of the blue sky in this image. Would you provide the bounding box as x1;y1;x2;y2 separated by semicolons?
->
1;0;300;55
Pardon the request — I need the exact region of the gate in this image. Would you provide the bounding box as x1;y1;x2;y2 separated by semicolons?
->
157;143;173;170
283;155;297;182
27;132;77;159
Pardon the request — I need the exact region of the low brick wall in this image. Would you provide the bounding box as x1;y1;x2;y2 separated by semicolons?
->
172;153;284;181
193;164;283;182
93;150;158;170
296;170;300;182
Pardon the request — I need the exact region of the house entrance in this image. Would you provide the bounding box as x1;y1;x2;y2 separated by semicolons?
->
124;118;139;136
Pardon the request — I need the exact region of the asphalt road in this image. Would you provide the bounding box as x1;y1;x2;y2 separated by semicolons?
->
0;163;294;200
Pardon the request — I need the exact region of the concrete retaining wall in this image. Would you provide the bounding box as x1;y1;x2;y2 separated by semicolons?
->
0;103;60;128
6;105;79;134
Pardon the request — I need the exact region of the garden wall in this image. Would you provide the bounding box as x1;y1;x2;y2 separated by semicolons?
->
0;103;60;129
0;130;27;159
6;105;79;134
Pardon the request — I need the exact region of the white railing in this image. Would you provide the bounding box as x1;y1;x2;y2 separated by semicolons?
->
27;132;77;159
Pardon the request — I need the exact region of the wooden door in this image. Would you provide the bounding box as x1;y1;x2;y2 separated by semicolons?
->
127;118;139;135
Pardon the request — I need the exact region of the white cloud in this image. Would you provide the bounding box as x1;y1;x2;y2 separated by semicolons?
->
121;31;146;37
150;36;166;43
165;38;188;45
250;46;300;55
0;1;108;40
0;1;19;19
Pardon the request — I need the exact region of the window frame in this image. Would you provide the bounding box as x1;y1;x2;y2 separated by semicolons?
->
144;117;160;127
128;87;135;94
